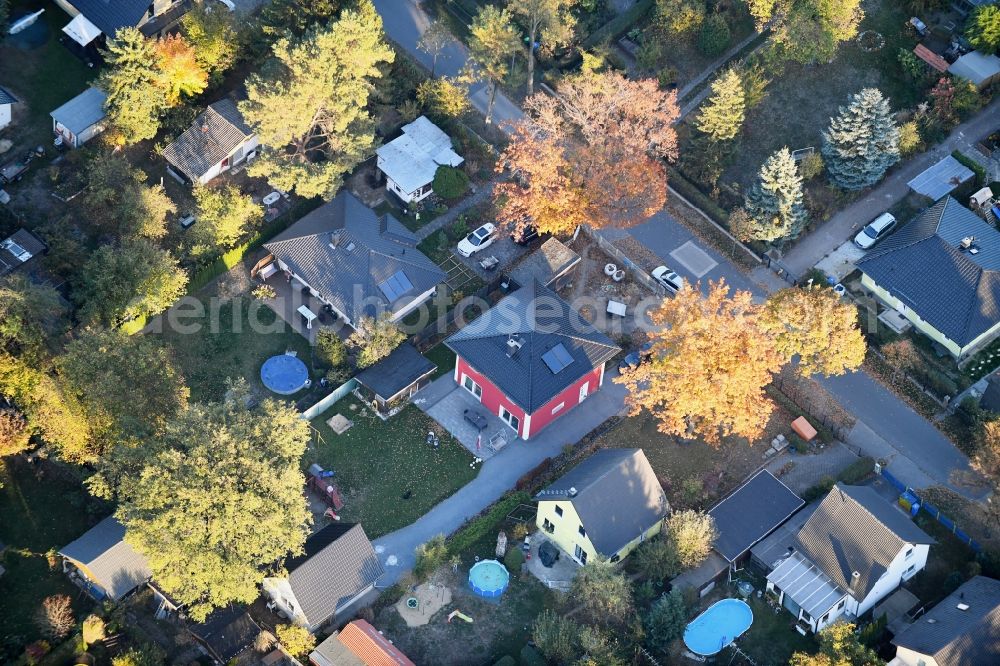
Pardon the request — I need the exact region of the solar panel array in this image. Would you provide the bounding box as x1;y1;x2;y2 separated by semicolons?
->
377;270;414;302
541;343;573;374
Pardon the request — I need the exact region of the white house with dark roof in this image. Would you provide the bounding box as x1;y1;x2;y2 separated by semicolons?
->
264;192;446;329
376;115;463;203
858;196;1000;359
534;449;669;566
262;523;383;633
58;516;151;602
765;484;933;633
890;576;1000;666
0;86;16;130
444;280;620;440
50;87;107;148
162;99;258;185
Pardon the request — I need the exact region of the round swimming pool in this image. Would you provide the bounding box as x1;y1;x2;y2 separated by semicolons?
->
260;354;309;395
468;560;509;598
683;598;753;656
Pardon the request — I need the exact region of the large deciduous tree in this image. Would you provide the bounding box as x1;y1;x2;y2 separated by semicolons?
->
156;34;208;105
192;184;263;251
789;622;882;666
348;314;405;368
75;239;188;327
0;275;66;362
966;5;1000;53
643;589;688;653
0;406;30;458
259;0;344;40
416;20;454;77
617;281;783;444
774;0;864;64
821;88;900;191
569;559;635;628
468;5;522;124
79;154;176;240
182;2;241;80
417;76;471;120
59;328;189;443
512;0;576;97
743;147;808;241
241;7;394;199
696;67;746;142
98;27;168;144
496;71;678;235
760;286;866;376
665;510;718;569
117;390;311;621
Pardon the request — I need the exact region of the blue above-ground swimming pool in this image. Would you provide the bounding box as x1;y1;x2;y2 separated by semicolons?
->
468;560;510;598
683;598;753;656
260;354;309;395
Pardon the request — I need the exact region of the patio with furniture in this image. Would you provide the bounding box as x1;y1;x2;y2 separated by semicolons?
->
416;376;514;459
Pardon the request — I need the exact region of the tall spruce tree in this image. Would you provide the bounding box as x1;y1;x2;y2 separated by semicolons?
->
743;147;808;241
821;88;900;191
696;68;745;142
97;27;168;144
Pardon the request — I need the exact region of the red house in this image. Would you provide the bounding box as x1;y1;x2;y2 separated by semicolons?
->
445;281;620;440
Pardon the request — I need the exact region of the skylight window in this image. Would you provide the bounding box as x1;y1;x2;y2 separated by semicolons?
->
377;270;414;302
541;343;573;374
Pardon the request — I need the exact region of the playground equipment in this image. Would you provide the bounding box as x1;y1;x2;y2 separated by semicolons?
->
447;610;473;623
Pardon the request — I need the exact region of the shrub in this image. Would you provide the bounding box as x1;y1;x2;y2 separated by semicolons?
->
511;521;531;541
802;476;836;503
251;284;276;300
276;624;316;658
838;457;875;485
799;153;825;181
448;216;470;241
432;165;470;200
414;534;449;580
643;589;687;652
952;150;986;187
81;615;106;647
899;120;922;156
35;595;74;639
447;492;531;556
657;0;705;35
533;610;581;664
504;547;525;572
665;510;717;570
698;14;730;57
316;329;347;369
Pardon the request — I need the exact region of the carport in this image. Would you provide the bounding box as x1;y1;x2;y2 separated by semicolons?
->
907;155;975;200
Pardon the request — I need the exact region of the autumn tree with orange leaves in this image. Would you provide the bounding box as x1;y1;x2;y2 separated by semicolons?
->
496;70;679;236
617;281;865;445
156;34;208;105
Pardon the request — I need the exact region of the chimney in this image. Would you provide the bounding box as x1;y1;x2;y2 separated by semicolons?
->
568;487;577;497
506;334;523;358
850;571;861;589
201;123;209;133
960;236;975;250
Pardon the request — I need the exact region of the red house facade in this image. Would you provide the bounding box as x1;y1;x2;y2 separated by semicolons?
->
445;281;620;440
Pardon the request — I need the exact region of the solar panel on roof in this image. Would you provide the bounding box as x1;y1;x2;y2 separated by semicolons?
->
541;343;573;374
377;270;414;302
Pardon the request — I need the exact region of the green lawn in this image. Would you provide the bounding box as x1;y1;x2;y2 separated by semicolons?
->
424;343;456;379
0;1;96;151
152;298;313;403
0;459;106;659
417;229;454;266
309;396;476;538
737;594;816;664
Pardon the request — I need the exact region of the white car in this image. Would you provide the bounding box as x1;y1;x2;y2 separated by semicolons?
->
651;265;685;294
457;222;497;257
854;212;896;249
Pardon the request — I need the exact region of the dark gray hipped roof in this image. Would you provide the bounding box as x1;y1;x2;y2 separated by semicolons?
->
981;373;1000;412
355;343;436;400
68;0;149;36
0;87;17;105
445;281;620;413
285;523;383;627
857;197;1000;347
892;576;1000;666
58;516;151;601
189;606;262;662
534;449;668;556
509;238;580;288
708;470;804;562
162;99;254;180
50;87;107;135
265;192;446;324
1;228;46;275
794;484;933;601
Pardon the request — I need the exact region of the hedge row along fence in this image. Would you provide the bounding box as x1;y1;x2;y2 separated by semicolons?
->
119;198;322;335
582;0;655;49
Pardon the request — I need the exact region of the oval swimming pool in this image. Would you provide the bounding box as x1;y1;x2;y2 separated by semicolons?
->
683;598;753;656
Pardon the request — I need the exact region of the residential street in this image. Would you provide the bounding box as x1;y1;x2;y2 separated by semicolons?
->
373;0;525;129
772;97;1000;278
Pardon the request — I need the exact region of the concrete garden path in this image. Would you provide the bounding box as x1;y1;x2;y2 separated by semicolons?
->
372;373;628;585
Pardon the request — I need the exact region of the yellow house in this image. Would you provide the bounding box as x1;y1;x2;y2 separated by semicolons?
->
857;196;1000;360
534;449;669;565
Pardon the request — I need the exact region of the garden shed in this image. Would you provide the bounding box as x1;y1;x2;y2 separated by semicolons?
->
50;87;107;148
949;51;1000;89
508;238;581;291
354;343;437;418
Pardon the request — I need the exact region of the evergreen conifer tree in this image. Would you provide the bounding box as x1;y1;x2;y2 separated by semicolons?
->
696;68;745;142
821;88;900;191
97;28;168;144
744;147;808;241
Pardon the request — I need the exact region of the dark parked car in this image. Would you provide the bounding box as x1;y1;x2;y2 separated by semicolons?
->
512;225;540;245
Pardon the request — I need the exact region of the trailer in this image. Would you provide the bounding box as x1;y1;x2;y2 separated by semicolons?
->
0;159;28;185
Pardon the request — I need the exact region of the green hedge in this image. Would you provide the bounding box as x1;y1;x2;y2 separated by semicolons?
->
667;169;731;226
582;0;655;49
838;456;875;485
446;491;531;557
952;150;986;187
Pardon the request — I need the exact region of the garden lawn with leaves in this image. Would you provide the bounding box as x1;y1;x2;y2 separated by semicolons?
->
309;397;476;537
0;459;106;659
153;298;313;402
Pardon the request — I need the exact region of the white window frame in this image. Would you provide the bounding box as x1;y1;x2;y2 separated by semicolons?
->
462;374;482;400
551;401;565;415
499;405;520;432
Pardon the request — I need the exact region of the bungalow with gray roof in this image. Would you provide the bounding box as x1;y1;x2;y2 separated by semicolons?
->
766;484;933;633
858;196;1000;359
162;99;258;185
376;115;463;204
58;516;151;602
890;576;1000;666
264;192;446;330
50;87;107;148
534;448;669;565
